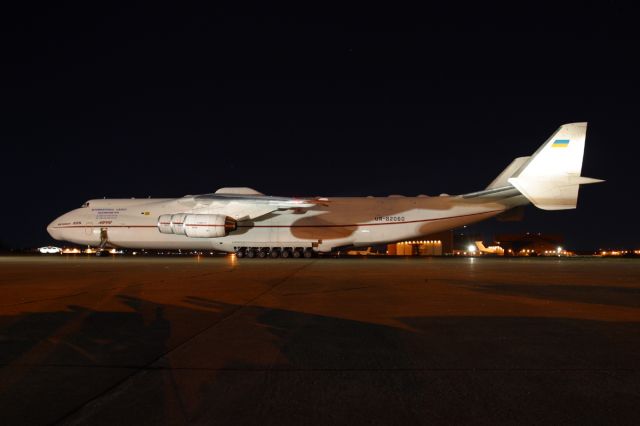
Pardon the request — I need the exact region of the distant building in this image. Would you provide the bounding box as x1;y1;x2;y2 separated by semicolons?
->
386;230;453;256
495;233;564;256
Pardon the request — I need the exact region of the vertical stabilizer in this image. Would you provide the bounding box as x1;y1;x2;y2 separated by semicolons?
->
507;122;603;210
486;157;531;190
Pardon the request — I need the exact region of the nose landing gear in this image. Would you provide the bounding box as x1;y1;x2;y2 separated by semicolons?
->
95;228;112;257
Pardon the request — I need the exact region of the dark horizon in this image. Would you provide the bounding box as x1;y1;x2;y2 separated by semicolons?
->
2;4;638;251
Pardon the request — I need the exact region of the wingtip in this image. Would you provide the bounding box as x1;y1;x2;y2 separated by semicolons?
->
561;122;588;127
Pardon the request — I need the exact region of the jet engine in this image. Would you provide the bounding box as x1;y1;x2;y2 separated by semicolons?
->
158;213;237;238
158;213;187;235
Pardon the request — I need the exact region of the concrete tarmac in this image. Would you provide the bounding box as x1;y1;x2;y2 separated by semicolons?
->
0;255;639;425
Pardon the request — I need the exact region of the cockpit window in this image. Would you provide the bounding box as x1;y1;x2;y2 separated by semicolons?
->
81;202;90;208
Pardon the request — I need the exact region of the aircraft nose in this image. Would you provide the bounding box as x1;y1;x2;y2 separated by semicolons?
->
47;218;63;240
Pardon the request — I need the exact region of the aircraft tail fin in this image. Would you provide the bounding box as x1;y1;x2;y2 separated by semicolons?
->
507;122;603;210
486;157;531;190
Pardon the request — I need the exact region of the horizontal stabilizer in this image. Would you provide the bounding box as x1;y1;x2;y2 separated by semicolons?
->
508;175;602;210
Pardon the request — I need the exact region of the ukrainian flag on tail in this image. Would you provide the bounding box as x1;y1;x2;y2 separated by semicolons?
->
552;139;570;148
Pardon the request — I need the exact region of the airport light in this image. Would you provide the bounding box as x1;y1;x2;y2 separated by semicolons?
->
467;244;477;254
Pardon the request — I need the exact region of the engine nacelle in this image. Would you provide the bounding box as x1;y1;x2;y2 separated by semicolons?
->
157;213;236;238
184;214;237;238
158;214;172;234
157;213;188;235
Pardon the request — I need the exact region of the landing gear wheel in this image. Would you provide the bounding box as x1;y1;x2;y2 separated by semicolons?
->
292;249;302;259
257;249;267;258
246;249;256;258
281;249;291;259
270;249;280;258
303;249;314;258
236;249;245;258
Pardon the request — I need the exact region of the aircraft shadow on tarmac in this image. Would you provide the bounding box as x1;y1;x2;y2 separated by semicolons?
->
0;295;639;425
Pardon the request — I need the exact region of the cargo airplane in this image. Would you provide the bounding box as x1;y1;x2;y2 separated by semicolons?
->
48;123;602;258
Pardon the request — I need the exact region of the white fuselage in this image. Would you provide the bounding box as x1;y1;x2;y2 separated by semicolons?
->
47;194;523;253
46;123;599;253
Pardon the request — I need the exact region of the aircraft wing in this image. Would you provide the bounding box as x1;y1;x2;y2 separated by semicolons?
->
180;188;328;221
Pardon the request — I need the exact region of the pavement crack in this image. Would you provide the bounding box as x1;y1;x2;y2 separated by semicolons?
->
1;291;89;307
51;260;316;425
281;285;373;296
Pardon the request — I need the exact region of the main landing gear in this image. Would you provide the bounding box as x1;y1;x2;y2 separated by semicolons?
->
235;247;316;259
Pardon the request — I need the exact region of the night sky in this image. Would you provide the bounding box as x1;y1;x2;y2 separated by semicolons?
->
2;4;638;250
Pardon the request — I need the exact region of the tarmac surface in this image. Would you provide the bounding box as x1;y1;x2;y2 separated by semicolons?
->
0;255;639;425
